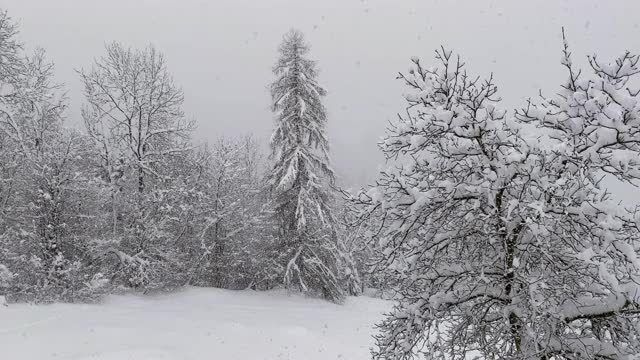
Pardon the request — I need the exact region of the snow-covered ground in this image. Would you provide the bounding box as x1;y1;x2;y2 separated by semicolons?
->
0;287;390;360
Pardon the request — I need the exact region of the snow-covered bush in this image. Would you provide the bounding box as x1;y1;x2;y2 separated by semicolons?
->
0;264;12;287
353;37;640;359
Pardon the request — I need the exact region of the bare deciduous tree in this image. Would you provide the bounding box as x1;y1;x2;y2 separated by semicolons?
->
79;43;195;288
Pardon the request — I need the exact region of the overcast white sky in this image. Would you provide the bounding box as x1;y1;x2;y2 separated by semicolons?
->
4;0;640;200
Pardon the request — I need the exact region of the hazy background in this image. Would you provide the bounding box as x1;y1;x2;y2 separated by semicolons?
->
4;0;640;200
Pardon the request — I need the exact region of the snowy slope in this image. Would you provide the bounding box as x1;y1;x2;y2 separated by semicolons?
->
0;287;390;360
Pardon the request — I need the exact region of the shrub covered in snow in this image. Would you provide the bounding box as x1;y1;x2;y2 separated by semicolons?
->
0;264;12;287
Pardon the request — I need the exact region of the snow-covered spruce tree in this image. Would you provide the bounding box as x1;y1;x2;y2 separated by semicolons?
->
352;39;640;359
267;29;342;302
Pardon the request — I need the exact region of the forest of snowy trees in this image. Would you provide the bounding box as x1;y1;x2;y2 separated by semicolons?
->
0;12;362;304
4;5;640;360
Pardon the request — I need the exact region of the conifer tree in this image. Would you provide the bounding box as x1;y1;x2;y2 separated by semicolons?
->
267;29;342;301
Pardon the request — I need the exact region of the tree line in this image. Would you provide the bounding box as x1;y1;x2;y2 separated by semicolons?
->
0;12;362;304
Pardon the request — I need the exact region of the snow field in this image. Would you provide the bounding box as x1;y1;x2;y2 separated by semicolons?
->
0;287;389;360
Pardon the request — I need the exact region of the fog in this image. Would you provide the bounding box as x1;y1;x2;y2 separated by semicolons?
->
4;0;640;199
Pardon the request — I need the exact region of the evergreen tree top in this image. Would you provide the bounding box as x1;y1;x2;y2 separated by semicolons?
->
269;28;333;191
